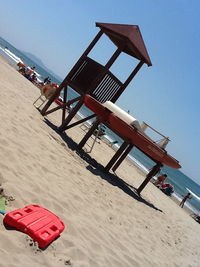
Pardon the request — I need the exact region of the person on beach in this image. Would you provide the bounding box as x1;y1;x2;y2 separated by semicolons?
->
179;193;192;208
29;72;37;84
18;65;27;76
153;174;167;187
25;66;35;79
47;78;51;84
45;77;51;84
161;183;174;196
43;76;51;85
17;62;26;70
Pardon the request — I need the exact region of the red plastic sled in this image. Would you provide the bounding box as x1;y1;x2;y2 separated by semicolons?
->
3;204;65;248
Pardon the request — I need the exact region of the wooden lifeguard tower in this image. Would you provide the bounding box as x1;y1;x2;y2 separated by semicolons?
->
40;22;152;132
39;23;181;195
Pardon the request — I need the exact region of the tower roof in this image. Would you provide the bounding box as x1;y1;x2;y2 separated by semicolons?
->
96;22;152;66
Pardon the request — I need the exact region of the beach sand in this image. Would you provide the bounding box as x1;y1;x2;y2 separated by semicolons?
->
0;55;200;267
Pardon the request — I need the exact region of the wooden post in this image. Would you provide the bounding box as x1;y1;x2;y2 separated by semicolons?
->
137;162;163;195
78;119;101;149
62;86;68;124
112;144;133;172
58;98;84;132
105;47;121;69
105;141;129;172
41;30;103;116
40;86;62;116
112;61;144;102
86;47;121;95
64;114;96;130
44;96;81;116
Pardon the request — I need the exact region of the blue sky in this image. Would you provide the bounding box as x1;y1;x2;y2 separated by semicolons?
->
0;0;200;183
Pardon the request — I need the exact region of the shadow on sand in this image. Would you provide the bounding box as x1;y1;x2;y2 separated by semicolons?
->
44;118;163;213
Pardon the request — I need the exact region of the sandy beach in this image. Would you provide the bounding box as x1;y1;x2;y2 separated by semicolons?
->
0;55;200;266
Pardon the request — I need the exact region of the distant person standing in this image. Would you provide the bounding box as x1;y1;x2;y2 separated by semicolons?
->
153;174;167;187
43;76;51;85
179;193;192;208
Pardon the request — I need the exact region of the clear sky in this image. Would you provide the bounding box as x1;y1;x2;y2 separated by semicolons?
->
0;0;200;183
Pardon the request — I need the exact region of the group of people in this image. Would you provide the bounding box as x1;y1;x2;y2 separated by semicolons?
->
18;64;38;84
153;174;174;196
18;64;64;109
153;173;192;207
18;63;55;90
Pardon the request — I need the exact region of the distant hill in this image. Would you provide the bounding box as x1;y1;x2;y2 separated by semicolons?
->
22;51;63;81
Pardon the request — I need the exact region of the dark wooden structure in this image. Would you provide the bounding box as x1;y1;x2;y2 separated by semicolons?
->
80;95;181;195
106;142;164;195
40;22;163;195
41;22;152;132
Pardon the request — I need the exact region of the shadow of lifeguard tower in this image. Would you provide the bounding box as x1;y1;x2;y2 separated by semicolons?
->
40;22;152;134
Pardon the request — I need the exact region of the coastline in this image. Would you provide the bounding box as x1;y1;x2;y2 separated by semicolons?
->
1;54;200;266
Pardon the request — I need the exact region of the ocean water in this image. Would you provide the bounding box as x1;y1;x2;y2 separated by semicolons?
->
1;36;200;214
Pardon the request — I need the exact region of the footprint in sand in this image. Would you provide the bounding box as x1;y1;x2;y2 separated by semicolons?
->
25;236;41;254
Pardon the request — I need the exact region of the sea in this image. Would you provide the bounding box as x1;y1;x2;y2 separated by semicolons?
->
1;36;200;215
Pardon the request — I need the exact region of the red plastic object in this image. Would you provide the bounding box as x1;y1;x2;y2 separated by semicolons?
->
3;204;65;248
83;95;110;122
54;97;63;106
83;94;181;169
